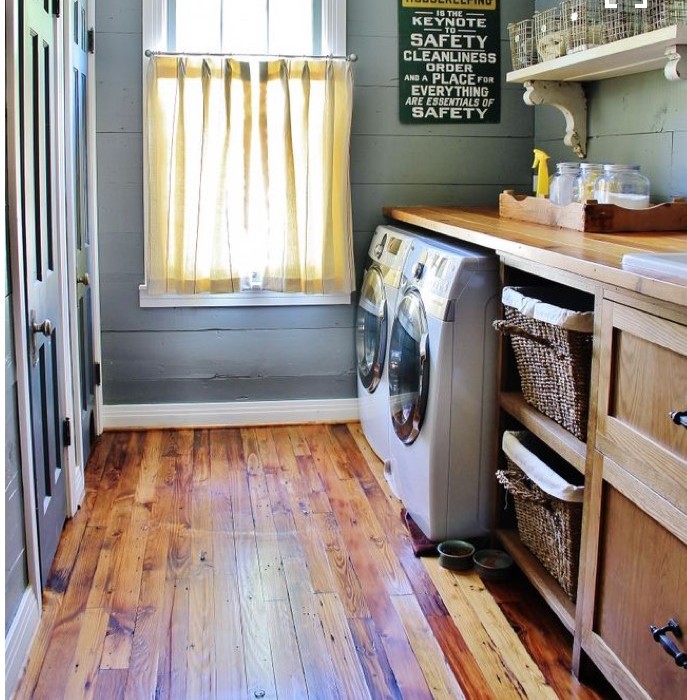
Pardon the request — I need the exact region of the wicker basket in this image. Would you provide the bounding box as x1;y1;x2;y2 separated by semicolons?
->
497;431;584;600
493;286;593;441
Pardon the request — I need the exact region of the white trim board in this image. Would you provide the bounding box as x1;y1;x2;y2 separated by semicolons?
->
103;398;360;430
5;587;41;697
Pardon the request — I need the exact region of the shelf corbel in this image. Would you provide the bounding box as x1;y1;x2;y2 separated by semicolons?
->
523;80;587;159
664;45;686;81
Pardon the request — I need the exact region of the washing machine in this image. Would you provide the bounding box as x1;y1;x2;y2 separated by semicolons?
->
355;225;414;461
387;236;499;541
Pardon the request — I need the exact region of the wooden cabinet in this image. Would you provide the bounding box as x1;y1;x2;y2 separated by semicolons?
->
578;294;687;699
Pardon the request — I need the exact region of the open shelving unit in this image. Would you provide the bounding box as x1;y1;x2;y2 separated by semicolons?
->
507;24;687;83
505;24;687;158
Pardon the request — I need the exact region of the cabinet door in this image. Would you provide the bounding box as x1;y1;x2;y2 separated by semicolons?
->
595;485;687;700
596;299;687;511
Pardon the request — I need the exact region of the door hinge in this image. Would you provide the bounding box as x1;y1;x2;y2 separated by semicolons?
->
63;418;72;447
87;28;95;54
52;0;60;17
94;362;102;386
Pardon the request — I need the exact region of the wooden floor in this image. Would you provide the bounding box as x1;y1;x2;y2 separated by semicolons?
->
15;424;616;699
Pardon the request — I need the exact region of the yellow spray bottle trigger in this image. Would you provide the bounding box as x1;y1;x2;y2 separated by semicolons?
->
532;148;550;198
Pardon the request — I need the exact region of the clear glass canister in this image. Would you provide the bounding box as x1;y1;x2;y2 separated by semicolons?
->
594;164;651;209
574;163;603;203
549;162;580;206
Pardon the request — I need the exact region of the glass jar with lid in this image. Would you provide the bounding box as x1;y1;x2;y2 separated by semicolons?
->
574;163;603;203
594;164;651;209
549;162;580;206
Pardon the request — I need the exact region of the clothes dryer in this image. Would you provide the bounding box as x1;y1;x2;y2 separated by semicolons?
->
355;225;413;461
387;237;499;541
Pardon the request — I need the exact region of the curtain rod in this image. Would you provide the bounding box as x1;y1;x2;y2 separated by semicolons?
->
145;49;357;62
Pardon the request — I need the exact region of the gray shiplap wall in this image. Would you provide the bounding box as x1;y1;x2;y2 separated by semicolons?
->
95;0;534;404
532;1;687;197
5;283;28;633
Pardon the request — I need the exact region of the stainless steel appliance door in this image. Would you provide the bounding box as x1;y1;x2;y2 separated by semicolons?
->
389;288;429;445
356;266;387;393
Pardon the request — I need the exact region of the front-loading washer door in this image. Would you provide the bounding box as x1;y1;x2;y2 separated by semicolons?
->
388;288;429;445
356;266;387;393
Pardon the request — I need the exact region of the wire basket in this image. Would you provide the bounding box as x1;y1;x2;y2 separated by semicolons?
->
508;19;536;70
646;0;687;31
562;0;604;53
533;7;568;62
493;287;594;441
602;0;644;43
497;431;584;600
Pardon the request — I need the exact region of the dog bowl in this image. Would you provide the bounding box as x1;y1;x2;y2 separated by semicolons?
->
473;549;514;580
437;540;475;570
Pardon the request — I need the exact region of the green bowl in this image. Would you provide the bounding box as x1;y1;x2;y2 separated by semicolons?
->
437;540;476;570
473;549;514;580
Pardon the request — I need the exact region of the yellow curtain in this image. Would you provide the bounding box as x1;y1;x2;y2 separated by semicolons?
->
145;55;355;296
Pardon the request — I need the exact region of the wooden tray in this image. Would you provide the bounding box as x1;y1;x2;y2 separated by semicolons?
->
499;190;687;233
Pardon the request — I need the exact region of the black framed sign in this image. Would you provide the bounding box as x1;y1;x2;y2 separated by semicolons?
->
398;0;501;124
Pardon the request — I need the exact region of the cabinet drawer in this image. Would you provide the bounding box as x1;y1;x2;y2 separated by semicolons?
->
596;300;687;512
595;485;687;700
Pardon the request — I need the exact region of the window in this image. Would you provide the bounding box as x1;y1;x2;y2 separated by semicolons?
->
141;1;353;307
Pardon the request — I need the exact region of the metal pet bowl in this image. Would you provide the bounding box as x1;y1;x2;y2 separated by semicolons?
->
473;549;514;581
437;540;475;570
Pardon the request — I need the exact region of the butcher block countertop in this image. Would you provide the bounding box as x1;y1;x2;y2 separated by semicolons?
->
383;206;687;307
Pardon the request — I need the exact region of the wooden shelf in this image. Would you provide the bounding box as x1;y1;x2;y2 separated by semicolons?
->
499;392;587;474
507;25;687;83
496;529;576;634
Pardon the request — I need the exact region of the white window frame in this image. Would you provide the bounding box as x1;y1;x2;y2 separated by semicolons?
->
140;0;349;308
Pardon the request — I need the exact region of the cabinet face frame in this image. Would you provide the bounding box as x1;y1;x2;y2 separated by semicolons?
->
576;293;687;699
595;297;687;515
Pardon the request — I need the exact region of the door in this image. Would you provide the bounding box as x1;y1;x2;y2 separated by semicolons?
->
68;0;97;465
356;266;387;393
388;289;429;445
22;0;68;587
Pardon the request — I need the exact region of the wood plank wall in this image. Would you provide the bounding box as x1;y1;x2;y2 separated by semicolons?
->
94;0;534;405
533;0;687;199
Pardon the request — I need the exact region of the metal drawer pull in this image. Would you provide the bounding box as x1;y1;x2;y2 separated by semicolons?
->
669;410;687;428
650;619;687;668
77;272;90;287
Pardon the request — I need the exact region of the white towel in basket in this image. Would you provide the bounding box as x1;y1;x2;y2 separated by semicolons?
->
502;431;584;503
502;287;594;333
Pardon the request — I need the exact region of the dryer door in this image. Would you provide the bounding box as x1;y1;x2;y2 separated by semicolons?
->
356;266;387;393
389;289;429;445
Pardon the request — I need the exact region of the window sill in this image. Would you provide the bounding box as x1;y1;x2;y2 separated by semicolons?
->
138;285;353;308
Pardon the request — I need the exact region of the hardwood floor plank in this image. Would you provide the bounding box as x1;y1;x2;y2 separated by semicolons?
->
282;557;341;698
30;523;107;698
348;616;403;700
213;571;247;699
14;424;616;700
63;608;110;699
391;595;467;700
427;614;494;700
124;522;172;700
314;512;371;618
100;502;151;669
187;568;215;700
91;669;129;700
424;559;557;699
317;592;373;700
265;599;309;698
170;578;190;698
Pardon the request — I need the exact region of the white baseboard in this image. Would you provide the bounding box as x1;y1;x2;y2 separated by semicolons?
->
102;398;360;430
5;586;40;698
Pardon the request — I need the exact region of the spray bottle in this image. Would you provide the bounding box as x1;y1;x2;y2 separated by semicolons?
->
532;148;550;198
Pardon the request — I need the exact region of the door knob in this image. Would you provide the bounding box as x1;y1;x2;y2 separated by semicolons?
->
31;317;53;337
77;272;90;287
